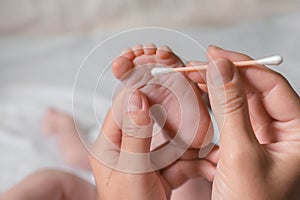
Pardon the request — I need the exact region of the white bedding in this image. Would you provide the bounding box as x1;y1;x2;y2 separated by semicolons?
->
0;12;300;193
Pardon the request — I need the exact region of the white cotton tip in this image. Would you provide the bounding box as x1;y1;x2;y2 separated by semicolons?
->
256;55;283;66
151;67;174;76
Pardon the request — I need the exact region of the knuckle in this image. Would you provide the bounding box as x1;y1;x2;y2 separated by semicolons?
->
224;93;246;114
216;84;246;115
128;112;151;126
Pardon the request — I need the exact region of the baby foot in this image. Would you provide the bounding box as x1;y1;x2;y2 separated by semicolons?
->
41;108;90;170
42;108;74;136
112;44;211;148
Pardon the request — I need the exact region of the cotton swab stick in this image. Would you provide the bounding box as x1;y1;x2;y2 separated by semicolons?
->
151;55;283;76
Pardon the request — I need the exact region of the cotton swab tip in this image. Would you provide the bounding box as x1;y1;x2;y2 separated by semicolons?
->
151;67;174;76
256;55;283;65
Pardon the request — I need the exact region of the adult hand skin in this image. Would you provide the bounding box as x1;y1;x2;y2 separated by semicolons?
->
187;46;300;199
89;89;215;200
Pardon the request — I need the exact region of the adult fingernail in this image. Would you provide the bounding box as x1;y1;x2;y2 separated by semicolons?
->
207;59;234;87
208;45;223;50
128;91;143;112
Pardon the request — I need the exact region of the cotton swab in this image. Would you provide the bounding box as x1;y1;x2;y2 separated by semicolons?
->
151;55;283;76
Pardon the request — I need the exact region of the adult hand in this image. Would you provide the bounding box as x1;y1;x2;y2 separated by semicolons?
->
187;46;300;199
89;89;215;200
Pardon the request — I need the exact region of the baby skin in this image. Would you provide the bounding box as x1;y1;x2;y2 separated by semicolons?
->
42;108;90;170
111;44;211;148
40;45;211;168
90;44;214;200
1;44;213;200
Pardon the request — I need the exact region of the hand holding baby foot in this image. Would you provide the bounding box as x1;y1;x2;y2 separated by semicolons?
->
90;91;214;200
89;89;215;200
88;44;218;200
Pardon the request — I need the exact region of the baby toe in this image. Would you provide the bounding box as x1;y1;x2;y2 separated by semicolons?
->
132;44;144;56
143;43;156;55
112;56;134;79
157;45;173;59
121;48;135;61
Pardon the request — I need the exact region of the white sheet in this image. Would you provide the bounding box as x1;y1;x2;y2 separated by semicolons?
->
0;12;300;193
0;85;110;191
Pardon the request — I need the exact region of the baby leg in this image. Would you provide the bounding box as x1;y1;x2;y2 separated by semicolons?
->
0;169;97;200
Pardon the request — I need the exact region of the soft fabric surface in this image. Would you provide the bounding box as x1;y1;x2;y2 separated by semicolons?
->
0;12;299;193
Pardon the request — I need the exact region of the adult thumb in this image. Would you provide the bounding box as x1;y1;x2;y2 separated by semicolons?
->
117;90;154;173
121;90;153;153
206;58;258;150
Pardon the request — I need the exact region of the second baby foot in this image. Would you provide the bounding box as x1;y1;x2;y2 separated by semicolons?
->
41;108;90;170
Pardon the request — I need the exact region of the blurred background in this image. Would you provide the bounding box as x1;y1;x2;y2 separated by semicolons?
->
0;0;300;197
1;0;300;35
